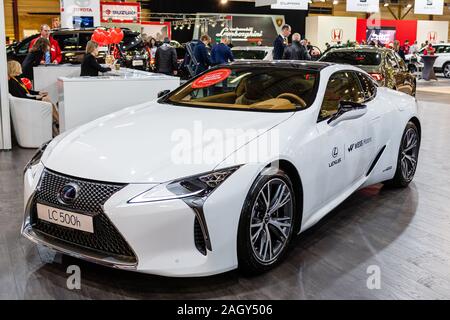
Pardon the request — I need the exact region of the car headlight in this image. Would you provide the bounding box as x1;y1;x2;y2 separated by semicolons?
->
24;140;51;173
129;166;241;203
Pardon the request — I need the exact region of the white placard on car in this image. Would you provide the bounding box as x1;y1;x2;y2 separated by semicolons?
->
271;0;309;10
414;0;444;15
37;203;94;233
346;0;380;13
132;60;144;66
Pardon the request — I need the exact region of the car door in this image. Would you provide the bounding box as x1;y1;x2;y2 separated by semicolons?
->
432;45;445;69
315;71;378;205
385;51;405;93
393;51;414;95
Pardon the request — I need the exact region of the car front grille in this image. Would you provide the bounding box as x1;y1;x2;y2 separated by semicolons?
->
30;169;136;261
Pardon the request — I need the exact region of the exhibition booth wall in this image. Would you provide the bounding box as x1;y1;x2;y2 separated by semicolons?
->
306;16;449;50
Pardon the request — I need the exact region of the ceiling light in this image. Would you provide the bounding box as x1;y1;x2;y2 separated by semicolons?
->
407;3;412;7
384;2;389;6
333;0;338;4
220;0;228;4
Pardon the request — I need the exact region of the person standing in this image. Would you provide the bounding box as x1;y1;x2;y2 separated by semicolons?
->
80;41;112;77
273;24;291;60
29;24;62;64
155;37;178;76
282;33;310;61
410;40;419;54
403;40;411;55
22;37;50;81
211;35;234;66
193;34;212;75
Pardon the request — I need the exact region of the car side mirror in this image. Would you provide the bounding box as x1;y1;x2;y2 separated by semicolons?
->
157;90;171;98
328;101;367;127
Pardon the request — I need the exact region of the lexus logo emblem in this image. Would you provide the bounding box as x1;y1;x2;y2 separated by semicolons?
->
331;29;343;42
58;183;80;205
332;147;339;158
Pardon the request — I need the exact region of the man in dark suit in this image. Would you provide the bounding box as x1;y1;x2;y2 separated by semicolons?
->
283;33;310;61
193;34;212;75
211;36;234;66
273;24;291;60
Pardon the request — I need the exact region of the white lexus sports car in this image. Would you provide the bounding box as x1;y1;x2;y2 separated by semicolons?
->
22;61;421;277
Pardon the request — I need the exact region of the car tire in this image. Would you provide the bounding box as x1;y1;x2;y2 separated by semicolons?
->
237;168;297;275
386;122;421;188
443;62;450;78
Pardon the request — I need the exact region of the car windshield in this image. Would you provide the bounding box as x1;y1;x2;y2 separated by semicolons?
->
321;51;382;66
164;66;319;112
233;50;268;60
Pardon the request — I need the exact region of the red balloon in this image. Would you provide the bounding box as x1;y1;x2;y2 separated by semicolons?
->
92;28;106;46
103;29;113;45
21;78;32;90
115;28;124;44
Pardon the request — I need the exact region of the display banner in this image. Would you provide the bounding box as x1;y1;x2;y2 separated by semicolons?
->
414;0;444;15
346;0;380;13
255;0;278;6
60;0;101;29
100;2;141;23
208;15;284;46
271;0;309;10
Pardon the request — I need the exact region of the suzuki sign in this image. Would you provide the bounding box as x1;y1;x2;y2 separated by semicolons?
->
101;2;141;23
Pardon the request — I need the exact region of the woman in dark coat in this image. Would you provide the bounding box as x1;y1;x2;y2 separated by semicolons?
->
80;41;111;77
22;37;50;81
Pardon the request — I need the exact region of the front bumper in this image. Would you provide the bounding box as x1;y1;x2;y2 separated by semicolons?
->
22;164;259;277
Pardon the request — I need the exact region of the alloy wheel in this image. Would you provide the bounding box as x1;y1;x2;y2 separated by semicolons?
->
400;127;419;181
444;64;450;78
250;178;293;264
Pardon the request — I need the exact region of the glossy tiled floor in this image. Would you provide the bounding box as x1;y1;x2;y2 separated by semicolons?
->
1;79;450;299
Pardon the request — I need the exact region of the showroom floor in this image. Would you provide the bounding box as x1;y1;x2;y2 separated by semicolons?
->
1;78;450;299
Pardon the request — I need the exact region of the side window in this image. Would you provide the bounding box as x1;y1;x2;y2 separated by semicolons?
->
357;72;377;101
435;46;445;54
17;37;34;54
319;71;364;121
444;46;450;53
394;52;407;70
78;33;92;51
52;33;78;51
386;52;399;69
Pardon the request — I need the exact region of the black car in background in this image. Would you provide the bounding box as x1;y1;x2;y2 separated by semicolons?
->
320;46;416;96
7;28;148;70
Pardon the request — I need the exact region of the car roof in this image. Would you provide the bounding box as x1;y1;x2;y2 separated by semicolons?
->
232;46;273;50
326;45;391;53
227;60;332;71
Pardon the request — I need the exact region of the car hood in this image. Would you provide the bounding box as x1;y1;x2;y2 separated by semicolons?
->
43;102;293;183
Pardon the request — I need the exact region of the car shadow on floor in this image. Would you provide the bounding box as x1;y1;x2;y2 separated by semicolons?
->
23;183;418;299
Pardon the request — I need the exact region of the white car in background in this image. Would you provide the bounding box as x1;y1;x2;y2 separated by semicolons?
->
22;61;421;277
232;46;273;61
406;43;450;77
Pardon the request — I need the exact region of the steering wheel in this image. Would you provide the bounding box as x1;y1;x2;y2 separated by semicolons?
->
276;93;307;108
